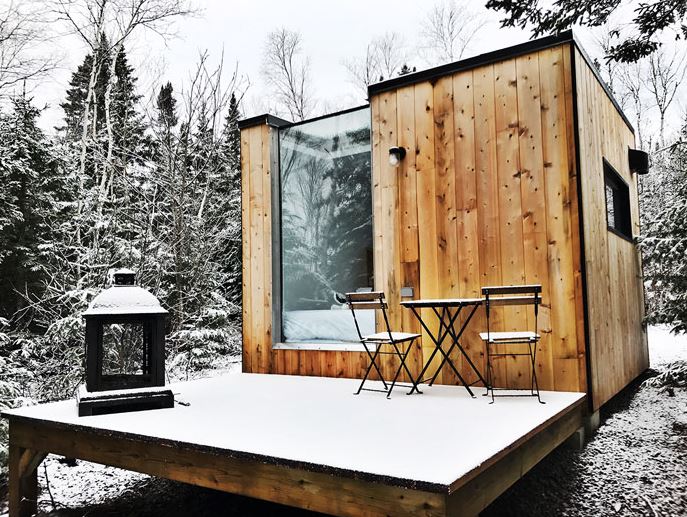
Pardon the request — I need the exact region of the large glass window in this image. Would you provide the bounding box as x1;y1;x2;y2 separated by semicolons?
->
279;107;374;343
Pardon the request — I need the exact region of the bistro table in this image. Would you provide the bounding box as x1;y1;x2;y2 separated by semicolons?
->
400;298;487;398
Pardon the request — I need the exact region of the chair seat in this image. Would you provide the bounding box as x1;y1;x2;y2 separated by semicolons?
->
363;331;421;343
479;331;540;343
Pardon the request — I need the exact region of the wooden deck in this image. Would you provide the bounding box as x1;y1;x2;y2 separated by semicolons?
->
4;373;586;517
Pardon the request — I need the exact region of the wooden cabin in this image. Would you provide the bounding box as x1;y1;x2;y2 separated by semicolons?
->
239;30;649;413
4;31;651;517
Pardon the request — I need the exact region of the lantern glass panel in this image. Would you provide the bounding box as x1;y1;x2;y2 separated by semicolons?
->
101;323;145;375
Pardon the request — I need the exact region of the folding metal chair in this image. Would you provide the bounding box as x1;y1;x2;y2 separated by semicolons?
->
345;291;422;398
479;285;544;404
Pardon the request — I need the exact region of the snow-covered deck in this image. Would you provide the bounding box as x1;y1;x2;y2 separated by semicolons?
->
5;374;586;517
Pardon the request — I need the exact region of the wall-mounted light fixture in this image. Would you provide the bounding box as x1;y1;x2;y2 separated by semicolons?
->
628;148;649;175
388;146;406;167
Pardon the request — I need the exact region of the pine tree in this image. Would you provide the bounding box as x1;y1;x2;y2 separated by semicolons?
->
641;128;687;333
216;93;242;302
109;48;149;165
156;82;178;129
0;94;66;327
59;34;110;140
60;38;148;167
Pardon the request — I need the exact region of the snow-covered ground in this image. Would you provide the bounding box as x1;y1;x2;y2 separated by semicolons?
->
648;324;687;366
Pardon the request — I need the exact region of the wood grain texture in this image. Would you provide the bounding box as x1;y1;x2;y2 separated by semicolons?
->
239;42;646;404
9;419;446;517
573;48;648;410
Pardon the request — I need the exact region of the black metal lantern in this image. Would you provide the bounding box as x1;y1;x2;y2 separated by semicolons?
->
77;269;173;416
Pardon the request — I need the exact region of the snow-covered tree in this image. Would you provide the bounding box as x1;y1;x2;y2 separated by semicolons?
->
0;94;67;328
641;123;687;333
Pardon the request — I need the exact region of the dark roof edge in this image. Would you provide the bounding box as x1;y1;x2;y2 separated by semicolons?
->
367;29;634;135
278;104;370;130
569;35;635;134
367;31;575;95
238;113;291;130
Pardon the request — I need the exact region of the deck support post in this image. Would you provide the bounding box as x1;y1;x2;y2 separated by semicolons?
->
584;410;600;436
563;426;586;450
8;422;46;517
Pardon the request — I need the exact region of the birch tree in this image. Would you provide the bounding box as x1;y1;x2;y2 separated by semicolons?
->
343;32;407;98
262;27;314;121
50;0;192;286
419;0;486;65
645;49;687;147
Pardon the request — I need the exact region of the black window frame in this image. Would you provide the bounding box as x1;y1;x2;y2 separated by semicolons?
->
603;159;633;241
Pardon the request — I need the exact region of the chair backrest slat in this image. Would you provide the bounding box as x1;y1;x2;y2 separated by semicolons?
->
348;301;387;310
345;291;393;342
487;295;541;307
346;291;385;302
482;284;542;296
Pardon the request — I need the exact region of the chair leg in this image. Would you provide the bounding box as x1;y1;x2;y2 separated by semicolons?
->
355;344;385;395
386;343;407;398
386;342;423;398
489;360;495;404
399;341;423;395
529;341;545;404
484;343;496;403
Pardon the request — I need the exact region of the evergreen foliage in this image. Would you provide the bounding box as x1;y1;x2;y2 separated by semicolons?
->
0;49;243;479
0;94;67;328
486;0;687;62
641;127;687;333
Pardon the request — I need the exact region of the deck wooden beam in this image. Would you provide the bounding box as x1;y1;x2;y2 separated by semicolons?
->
8;418;446;517
7;399;584;517
8;441;43;517
446;403;584;516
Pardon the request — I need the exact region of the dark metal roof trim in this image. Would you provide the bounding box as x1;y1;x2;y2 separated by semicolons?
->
367;31;574;95
277;104;370;131
238;113;291;130
571;34;634;134
367;29;634;134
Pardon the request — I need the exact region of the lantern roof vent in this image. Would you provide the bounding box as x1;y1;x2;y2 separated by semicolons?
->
110;268;136;286
84;269;167;316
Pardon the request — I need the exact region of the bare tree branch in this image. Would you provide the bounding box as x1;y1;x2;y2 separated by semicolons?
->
342;32;406;98
419;0;487;66
262;27;313;121
645;49;687;147
0;1;60;94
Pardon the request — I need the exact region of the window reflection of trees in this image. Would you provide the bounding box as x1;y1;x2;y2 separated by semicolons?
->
280;110;372;313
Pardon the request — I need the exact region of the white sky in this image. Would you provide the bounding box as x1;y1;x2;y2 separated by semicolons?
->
23;0;613;133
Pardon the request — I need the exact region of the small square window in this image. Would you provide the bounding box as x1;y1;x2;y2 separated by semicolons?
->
604;160;632;240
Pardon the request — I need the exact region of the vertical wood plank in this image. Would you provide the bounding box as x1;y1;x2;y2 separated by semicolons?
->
415;81;440;382
563;44;588;393
397;85;422;381
378;90;400;381
240;127;253;373
516;53;553;390
261;124;273;374
433;75;461;385
453;69;486;385
494;58;528;388
473;64;504;391
538;46;578;392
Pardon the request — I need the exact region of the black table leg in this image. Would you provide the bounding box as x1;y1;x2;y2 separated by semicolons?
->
433;304;487;388
410;306;459;386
